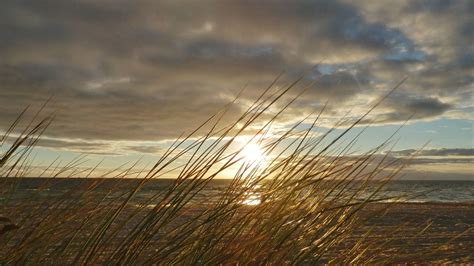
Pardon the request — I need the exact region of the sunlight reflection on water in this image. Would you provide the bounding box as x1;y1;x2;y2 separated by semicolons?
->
241;190;263;206
241;195;262;206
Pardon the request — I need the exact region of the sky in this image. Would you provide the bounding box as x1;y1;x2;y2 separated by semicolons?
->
0;0;472;179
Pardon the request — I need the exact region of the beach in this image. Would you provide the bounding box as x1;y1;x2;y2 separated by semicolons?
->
1;178;473;264
348;202;474;264
2;189;473;264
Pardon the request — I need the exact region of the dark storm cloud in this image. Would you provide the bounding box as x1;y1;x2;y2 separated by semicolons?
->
0;0;472;154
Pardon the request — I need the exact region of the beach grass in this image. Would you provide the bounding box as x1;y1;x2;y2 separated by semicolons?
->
0;75;470;264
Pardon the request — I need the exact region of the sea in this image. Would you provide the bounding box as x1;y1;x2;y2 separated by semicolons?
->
2;178;473;204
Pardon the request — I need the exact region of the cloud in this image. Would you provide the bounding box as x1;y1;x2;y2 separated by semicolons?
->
0;0;472;155
126;145;164;154
375;94;452;122
385;148;474;169
391;148;474;157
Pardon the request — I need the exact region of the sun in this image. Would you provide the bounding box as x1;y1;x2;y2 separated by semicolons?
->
241;143;265;163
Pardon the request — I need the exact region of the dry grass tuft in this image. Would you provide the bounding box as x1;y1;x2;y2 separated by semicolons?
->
0;75;455;264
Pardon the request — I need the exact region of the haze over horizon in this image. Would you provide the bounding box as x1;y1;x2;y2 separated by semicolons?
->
0;0;472;179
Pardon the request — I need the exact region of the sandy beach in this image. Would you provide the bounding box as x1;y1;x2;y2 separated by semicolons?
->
1;192;473;264
350;202;474;264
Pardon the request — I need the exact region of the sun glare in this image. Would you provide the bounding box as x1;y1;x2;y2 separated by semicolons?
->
241;143;265;163
242;195;262;206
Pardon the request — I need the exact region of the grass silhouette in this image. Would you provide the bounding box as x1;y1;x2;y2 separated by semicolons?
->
0;75;466;264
